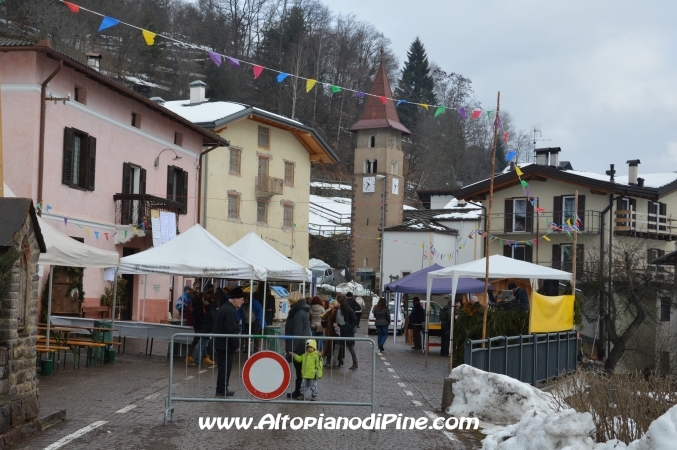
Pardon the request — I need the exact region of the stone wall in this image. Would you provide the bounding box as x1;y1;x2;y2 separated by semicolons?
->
0;214;41;447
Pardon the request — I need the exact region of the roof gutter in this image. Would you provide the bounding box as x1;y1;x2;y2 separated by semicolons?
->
38;59;63;212
197;140;229;226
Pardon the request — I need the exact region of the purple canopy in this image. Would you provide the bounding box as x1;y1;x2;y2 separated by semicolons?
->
385;264;490;294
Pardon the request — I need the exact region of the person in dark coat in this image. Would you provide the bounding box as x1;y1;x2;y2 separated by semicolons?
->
213;287;245;397
346;292;363;328
285;292;311;399
322;302;344;367
439;300;452;357
508;283;530;311
186;281;202;364
372;297;391;353
409;297;425;350
336;296;358;370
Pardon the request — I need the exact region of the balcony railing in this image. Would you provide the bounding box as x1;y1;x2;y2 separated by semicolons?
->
255;176;284;196
113;193;185;226
487;210;602;235
614;210;677;241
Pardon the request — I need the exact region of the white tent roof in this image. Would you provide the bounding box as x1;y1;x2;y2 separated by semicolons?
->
37;216;120;269
428;254;574;283
229;231;308;281
117;224;267;279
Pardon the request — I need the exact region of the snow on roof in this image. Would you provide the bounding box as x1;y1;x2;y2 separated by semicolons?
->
309;258;330;269
403;204;417;210
310;181;352;191
163;100;246;124
252;107;302;125
434;210;482;220
615;173;677;188
309;195;351;235
442;198;482;210
125;76;169;91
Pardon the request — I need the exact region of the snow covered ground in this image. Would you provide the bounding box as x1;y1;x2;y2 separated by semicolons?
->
446;365;677;450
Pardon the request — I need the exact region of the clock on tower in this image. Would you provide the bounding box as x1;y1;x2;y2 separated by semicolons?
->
363;176;376;192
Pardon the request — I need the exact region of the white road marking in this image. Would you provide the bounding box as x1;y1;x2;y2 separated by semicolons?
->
392;375;400;379
404;390;413;396
383;362;390;366
423;410;438;420
444;431;460;443
115;405;137;414
380;357;386;360
411;400;422;406
198;370;207;374
44;420;107;450
387;368;395;372
143;393;158;401
184;375;194;381
398;382;406;388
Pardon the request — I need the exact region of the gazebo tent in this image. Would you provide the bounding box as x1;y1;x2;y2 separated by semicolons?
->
117;224;267;347
37;216;120;351
229;232;309;327
385;264;490;294
425;254;574;365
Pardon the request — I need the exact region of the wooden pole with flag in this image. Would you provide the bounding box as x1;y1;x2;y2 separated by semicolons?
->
0;68;4;198
482;92;501;340
572;191;579;293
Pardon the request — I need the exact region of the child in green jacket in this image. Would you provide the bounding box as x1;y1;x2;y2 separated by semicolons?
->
288;339;323;401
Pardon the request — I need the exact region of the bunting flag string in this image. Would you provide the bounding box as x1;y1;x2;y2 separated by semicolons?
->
57;0;504;121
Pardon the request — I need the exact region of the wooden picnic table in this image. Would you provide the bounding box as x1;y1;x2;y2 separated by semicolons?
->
38;323;119;368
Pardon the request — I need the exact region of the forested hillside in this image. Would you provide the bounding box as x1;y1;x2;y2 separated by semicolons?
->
1;0;532;199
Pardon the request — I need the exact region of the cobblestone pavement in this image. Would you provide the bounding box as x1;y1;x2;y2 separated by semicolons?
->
18;328;483;450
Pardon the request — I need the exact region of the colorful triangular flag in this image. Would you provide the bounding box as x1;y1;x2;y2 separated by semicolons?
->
457;107;467;120
515;165;523;177
378;96;387;105
331;85;341;93
434;106;445;117
226;57;240;67
471;108;482;119
306;79;317;93
208;51;222;66
98;16;120;32
64;1;80;13
277;73;290;83
141;29;156;46
253;65;264;79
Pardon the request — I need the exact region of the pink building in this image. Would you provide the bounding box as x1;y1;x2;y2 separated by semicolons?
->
0;36;221;323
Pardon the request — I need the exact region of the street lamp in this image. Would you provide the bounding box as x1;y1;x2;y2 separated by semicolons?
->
376;174;386;293
154;148;182;170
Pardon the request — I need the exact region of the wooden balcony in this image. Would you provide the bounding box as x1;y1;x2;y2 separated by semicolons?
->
255;176;284;196
614;210;677;241
113;193;185;225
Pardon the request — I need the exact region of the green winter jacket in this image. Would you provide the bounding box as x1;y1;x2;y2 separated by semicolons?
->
293;350;323;379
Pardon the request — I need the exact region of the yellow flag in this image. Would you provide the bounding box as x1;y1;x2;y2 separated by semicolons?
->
306;79;317;93
542;235;551;242
566;218;572;227
142;30;156;46
515;165;523;177
85;228;91;236
420;104;429;110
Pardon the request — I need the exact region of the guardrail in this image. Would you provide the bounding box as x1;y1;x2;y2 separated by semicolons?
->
164;333;376;424
463;331;578;385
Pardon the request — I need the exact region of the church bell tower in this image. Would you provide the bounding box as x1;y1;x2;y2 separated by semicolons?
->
348;59;412;292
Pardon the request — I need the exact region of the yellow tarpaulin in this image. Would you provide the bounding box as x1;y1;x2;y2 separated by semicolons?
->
529;292;575;333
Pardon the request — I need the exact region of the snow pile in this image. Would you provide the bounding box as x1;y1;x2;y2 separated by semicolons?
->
446;365;556;425
318;281;369;296
625;404;677;450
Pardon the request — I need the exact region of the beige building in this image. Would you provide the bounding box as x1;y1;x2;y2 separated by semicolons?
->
164;81;337;266
451;147;677;371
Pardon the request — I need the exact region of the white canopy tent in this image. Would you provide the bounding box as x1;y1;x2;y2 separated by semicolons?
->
229;231;309;329
117;224;267;354
37;216;120;351
426;254;574;366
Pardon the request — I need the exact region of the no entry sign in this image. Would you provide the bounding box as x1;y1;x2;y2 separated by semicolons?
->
242;351;291;400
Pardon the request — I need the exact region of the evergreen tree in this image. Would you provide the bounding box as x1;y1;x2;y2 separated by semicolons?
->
394;37;437;131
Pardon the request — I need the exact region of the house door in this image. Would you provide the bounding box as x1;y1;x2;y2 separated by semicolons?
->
121;247;136;320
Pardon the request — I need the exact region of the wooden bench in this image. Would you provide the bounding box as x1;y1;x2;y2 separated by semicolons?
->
38;338;108;367
81;306;111;319
36;345;71;373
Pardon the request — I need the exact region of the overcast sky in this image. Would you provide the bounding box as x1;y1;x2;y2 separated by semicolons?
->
326;0;677;176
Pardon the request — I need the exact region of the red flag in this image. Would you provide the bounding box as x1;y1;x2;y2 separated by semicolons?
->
64;1;80;12
104;232;109;241
252;65;264;79
378;96;387;105
468;232;474;239
503;132;509;143
471;108;482;119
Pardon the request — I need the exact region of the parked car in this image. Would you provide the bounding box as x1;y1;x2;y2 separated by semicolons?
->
310;266;334;285
367;302;405;335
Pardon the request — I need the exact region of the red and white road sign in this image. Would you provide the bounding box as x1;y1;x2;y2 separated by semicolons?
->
242;351;291;400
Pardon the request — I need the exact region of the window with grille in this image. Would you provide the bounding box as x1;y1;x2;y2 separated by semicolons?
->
284;162;294;186
229;149;241;174
256;200;268;224
228;195;240;219
283;204;293;228
258;126;270;148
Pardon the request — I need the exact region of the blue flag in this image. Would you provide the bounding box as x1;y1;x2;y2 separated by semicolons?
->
98;16;120;32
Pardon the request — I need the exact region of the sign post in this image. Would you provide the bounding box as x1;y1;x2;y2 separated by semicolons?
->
242;351;291;400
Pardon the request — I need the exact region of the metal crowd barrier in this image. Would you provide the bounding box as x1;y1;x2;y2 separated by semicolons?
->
164;333;376;425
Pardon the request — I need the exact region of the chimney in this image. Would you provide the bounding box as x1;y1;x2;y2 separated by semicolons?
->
626;159;640;185
535;147;562;167
637;177;644;187
149;96;165;106
536;151;548;166
605;164;615;183
86;52;102;72
509;161;516;171
188;80;207;104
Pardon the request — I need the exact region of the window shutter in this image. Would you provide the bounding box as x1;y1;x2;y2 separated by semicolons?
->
526;200;534;232
553;196;562;228
525;244;533;263
577;195;586;231
139;168;147;195
630;199;637;229
660;203;667;231
647;248;654;265
62;127;75;185
122;163;132;194
648;201;656;230
504;199;513;232
181;170;188;214
503;245;512;257
86;136;96;191
552;244;561;270
167;166;174;199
